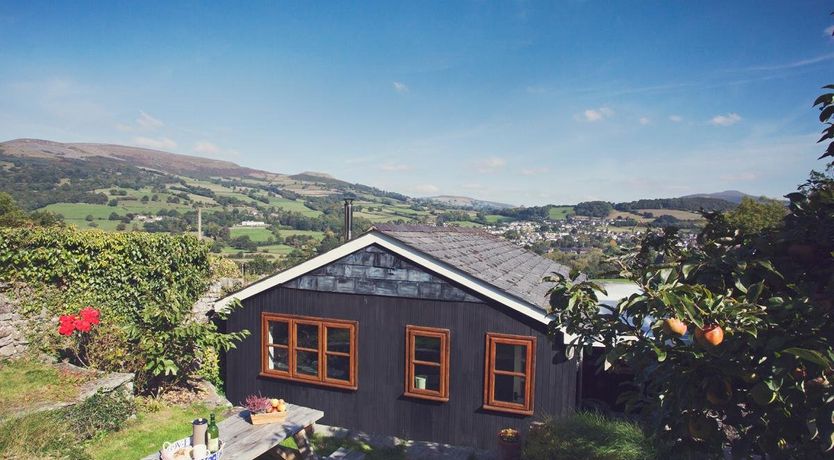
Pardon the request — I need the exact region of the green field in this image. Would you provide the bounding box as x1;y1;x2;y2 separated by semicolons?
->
266;197;321;217
548;206;574;220
484;214;513;224
229;226;274;242
445;220;483;228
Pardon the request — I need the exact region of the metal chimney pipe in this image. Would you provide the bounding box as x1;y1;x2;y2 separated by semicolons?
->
343;198;353;242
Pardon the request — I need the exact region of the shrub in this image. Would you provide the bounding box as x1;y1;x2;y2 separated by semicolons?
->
523;412;655;460
65;389;135;439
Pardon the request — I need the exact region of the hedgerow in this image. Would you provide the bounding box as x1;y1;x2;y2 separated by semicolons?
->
0;228;248;392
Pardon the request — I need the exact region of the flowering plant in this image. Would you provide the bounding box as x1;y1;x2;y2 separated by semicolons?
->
498;428;520;443
57;306;101;367
58;306;101;336
244;394;272;414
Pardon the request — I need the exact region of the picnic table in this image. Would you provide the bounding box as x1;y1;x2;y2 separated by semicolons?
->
142;403;324;460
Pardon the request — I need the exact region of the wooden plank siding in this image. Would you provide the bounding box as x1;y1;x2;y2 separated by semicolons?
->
224;286;578;449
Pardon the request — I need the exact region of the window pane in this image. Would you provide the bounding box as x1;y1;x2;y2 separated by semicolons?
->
269;321;289;345
327;327;351;353
413;364;441;392
494;374;526;405
495;343;527;372
268;347;289;372
297;324;319;349
295;350;319;376
326;355;351;381
414;335;441;363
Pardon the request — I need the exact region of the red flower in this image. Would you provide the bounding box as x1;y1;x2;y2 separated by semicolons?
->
58;315;76;336
73;317;92;333
79;307;100;325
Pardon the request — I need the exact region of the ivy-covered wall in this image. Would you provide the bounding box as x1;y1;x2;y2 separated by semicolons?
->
0;228;247;391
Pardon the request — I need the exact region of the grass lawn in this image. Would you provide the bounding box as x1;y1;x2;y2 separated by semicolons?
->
0;359;94;418
548;206;575;220
87;403;220;460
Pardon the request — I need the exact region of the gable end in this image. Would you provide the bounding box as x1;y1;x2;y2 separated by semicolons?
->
282;245;482;302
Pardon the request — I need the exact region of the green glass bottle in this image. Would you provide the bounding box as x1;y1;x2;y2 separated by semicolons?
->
206;412;220;453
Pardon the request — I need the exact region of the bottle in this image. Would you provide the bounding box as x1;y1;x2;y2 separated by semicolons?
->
206;412;220;453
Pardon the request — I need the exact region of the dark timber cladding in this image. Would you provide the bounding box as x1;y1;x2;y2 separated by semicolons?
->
223;241;578;450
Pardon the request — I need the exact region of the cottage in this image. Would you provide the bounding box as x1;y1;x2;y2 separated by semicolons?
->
216;223;580;449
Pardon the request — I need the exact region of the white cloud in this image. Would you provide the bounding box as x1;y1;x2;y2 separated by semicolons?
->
136;111;164;129
461;183;484;190
392;81;409;94
520;166;550;176
412;184;439;194
710;113;742;126
578;106;614;122
133;136;177;150
824;25;834;38
475;156;507;173
639;117;651;125
193;141;220;155
669;115;683;123
379;162;412;172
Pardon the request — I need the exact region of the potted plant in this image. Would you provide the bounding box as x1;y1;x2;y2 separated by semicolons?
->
497;428;521;460
244;394;288;425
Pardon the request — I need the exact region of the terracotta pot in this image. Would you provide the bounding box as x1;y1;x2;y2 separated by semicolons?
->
498;438;521;460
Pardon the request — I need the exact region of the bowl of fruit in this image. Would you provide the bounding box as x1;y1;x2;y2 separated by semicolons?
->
244;394;288;425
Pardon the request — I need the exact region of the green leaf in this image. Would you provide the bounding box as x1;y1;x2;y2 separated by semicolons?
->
783;348;833;370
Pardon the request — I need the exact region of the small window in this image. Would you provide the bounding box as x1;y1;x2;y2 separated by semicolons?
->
261;313;358;390
404;325;450;401
483;333;535;415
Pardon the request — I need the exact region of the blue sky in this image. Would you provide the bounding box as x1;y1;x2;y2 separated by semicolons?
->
1;1;832;205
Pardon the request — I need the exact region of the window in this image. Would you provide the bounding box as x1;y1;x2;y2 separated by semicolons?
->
483;333;535;415
404;326;450;401
261;313;358;390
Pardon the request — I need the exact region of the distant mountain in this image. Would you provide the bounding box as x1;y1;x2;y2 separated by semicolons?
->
426;195;514;210
0;138;281;179
680;190;757;204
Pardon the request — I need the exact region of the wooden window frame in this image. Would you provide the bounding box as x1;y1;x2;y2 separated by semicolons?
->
404;325;450;402
260;313;358;390
483;332;536;415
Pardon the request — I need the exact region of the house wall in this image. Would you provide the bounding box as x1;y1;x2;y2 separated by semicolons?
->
223;248;578;450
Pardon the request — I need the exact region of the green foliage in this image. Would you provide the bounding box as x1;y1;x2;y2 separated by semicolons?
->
575;200;614;218
523;412;655;460
723;197;786;235
546;77;834;457
65;389;135;439
0;227;248;392
546;248;617;279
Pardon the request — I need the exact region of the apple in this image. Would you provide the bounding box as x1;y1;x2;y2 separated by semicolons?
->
695;324;724;347
662;318;687;336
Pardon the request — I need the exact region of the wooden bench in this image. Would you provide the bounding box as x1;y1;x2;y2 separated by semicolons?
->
142;404;324;460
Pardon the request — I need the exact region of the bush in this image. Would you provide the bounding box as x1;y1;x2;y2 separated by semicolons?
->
523;412;655;460
65;389;135;439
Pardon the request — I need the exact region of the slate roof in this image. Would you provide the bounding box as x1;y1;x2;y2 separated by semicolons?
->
372;224;569;311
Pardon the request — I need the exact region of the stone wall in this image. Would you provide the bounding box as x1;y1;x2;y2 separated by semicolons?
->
0;287;28;358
